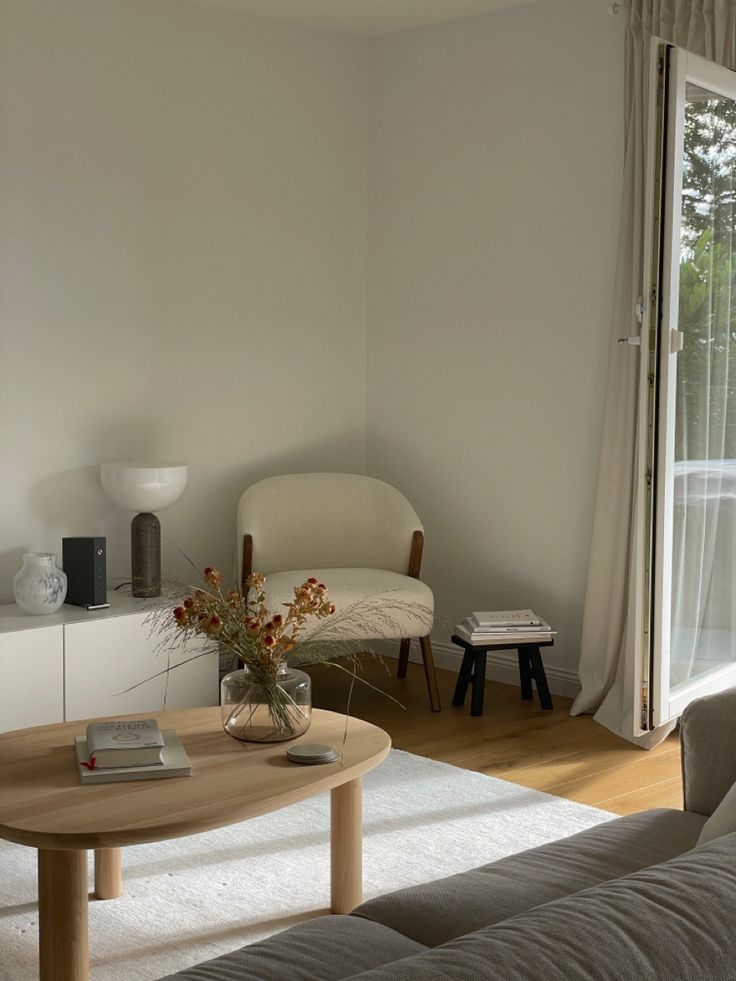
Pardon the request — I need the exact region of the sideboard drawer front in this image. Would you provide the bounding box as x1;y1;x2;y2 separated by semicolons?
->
0;626;64;733
64;614;217;721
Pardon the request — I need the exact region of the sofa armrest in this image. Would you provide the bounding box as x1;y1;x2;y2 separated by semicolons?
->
681;686;736;816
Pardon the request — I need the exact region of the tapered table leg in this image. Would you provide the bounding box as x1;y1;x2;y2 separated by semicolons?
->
94;847;122;899
517;649;534;700
470;650;487;716
529;647;554;710
452;649;474;706
330;777;362;914
38;848;89;981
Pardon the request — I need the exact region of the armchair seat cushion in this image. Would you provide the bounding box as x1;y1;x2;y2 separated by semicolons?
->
263;568;434;640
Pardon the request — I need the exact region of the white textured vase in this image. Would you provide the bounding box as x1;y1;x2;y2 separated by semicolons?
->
13;553;68;615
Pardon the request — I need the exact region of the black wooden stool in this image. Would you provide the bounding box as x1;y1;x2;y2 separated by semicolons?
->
450;635;554;716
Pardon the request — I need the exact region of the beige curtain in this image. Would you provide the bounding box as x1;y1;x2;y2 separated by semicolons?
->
570;0;736;747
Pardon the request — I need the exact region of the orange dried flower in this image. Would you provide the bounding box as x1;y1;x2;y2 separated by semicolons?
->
171;568;336;673
203;566;224;588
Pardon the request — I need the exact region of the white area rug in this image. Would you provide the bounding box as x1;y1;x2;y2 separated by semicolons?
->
0;749;613;980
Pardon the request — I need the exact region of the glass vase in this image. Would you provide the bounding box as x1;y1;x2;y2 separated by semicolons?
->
220;662;312;743
13;553;68;615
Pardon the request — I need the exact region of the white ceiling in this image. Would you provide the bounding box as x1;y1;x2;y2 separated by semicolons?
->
172;0;543;37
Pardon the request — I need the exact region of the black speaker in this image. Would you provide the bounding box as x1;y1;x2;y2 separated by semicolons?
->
62;537;109;608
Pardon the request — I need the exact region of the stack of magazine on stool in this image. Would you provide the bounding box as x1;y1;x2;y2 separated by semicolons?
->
455;609;555;646
74;718;191;784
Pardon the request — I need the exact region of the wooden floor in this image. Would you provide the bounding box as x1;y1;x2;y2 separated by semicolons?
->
310;657;682;816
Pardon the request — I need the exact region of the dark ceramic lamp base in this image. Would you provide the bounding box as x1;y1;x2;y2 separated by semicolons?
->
131;512;161;598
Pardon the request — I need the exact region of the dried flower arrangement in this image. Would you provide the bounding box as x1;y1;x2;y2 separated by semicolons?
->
142;562;431;742
169;567;336;739
172;567;336;680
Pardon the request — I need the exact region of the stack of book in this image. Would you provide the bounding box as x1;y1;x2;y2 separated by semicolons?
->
74;718;191;784
455;609;555;646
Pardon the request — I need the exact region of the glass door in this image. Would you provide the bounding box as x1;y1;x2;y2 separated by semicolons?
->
648;46;736;727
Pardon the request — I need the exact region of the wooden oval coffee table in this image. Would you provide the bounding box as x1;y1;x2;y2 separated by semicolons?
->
0;707;391;981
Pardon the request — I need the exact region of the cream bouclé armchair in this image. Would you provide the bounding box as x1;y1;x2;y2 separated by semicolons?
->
237;473;441;712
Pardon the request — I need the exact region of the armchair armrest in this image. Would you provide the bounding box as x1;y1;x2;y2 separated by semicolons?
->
681;686;736;816
241;533;253;591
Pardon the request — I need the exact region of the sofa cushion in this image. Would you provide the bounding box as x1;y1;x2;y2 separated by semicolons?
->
345;832;736;981
159;915;426;981
698;775;736;844
354;808;705;947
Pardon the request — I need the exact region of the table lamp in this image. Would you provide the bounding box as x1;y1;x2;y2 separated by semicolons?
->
100;461;188;597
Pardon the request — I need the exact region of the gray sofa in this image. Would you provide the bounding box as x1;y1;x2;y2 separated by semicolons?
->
164;688;736;980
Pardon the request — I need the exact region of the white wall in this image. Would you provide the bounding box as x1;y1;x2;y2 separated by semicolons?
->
366;0;625;686
0;0;626;693
0;0;367;601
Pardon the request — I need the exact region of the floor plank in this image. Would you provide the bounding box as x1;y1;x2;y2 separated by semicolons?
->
309;657;682;817
537;750;682;808
501;747;680;794
597;777;684;815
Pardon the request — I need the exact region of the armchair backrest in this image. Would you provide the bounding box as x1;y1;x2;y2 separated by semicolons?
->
237;473;423;577
680;686;736;816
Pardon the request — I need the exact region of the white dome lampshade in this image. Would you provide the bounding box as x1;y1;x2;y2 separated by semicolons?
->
100;462;188;513
100;462;188;598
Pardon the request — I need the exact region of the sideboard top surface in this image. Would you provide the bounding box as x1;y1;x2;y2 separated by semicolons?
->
0;591;168;635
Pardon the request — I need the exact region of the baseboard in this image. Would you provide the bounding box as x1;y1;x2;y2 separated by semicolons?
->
383;640;581;700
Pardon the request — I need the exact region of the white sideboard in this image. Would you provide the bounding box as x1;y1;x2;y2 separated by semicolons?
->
0;591;218;734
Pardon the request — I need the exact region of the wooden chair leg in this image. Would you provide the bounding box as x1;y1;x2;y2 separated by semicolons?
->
397;639;411;679
419;635;441;713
